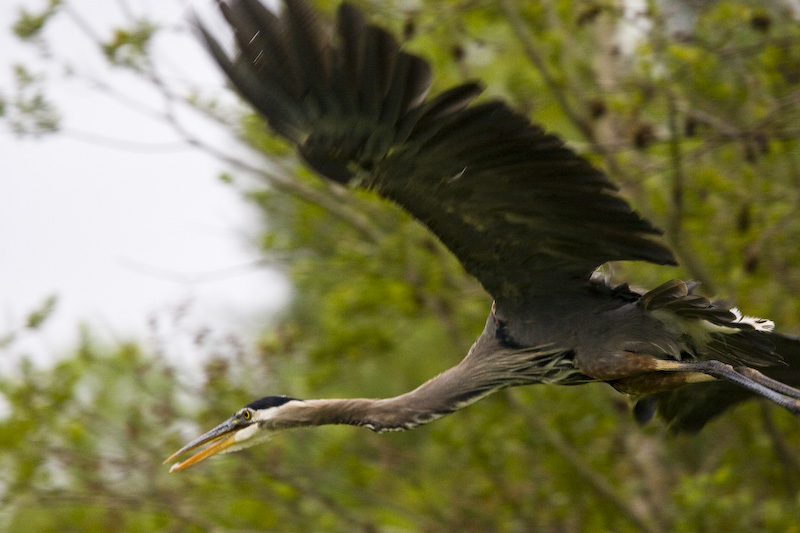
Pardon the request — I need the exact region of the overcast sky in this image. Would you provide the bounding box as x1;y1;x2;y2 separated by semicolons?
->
0;0;289;367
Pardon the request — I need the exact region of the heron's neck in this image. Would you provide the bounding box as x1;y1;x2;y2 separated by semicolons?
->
268;329;555;432
274;359;498;433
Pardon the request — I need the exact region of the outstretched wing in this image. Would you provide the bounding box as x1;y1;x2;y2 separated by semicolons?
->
198;0;676;299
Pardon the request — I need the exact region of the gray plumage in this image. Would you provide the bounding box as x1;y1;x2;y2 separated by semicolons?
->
166;0;800;471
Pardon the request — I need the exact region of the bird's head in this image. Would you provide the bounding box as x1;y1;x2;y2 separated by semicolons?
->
164;395;299;472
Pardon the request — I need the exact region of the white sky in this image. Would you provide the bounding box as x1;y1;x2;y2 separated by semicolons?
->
0;0;290;366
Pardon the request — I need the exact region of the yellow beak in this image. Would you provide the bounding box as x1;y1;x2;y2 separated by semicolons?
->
164;418;240;472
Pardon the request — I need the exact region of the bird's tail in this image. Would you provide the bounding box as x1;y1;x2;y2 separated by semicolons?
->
634;332;800;432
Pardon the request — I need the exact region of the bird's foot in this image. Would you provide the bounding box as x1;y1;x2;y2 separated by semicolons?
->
655;359;800;417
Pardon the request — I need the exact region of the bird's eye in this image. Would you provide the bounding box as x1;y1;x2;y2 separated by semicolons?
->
242;410;252;421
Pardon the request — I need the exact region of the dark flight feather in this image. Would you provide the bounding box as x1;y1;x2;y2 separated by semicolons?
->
196;0;676;300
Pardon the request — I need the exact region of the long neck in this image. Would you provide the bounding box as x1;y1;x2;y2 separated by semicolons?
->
271;360;498;433
267;326;567;433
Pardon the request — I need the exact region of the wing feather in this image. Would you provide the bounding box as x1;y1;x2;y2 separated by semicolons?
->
198;0;676;298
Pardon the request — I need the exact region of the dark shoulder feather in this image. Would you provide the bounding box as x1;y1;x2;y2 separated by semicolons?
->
639;279;781;367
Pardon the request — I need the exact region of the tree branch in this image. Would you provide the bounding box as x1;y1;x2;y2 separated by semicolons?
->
508;392;663;533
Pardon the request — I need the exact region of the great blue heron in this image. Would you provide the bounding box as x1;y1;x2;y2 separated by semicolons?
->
166;0;800;472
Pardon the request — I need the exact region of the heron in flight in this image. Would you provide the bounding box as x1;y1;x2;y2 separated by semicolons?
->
166;0;800;472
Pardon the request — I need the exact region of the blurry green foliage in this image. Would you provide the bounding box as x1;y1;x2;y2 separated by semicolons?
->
4;64;60;135
3;0;800;531
101;20;158;69
11;0;60;41
24;295;57;330
0;295;58;349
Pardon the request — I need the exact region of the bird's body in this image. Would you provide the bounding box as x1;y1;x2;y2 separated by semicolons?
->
166;0;800;471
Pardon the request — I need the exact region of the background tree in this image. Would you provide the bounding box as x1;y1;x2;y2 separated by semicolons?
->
2;0;800;531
